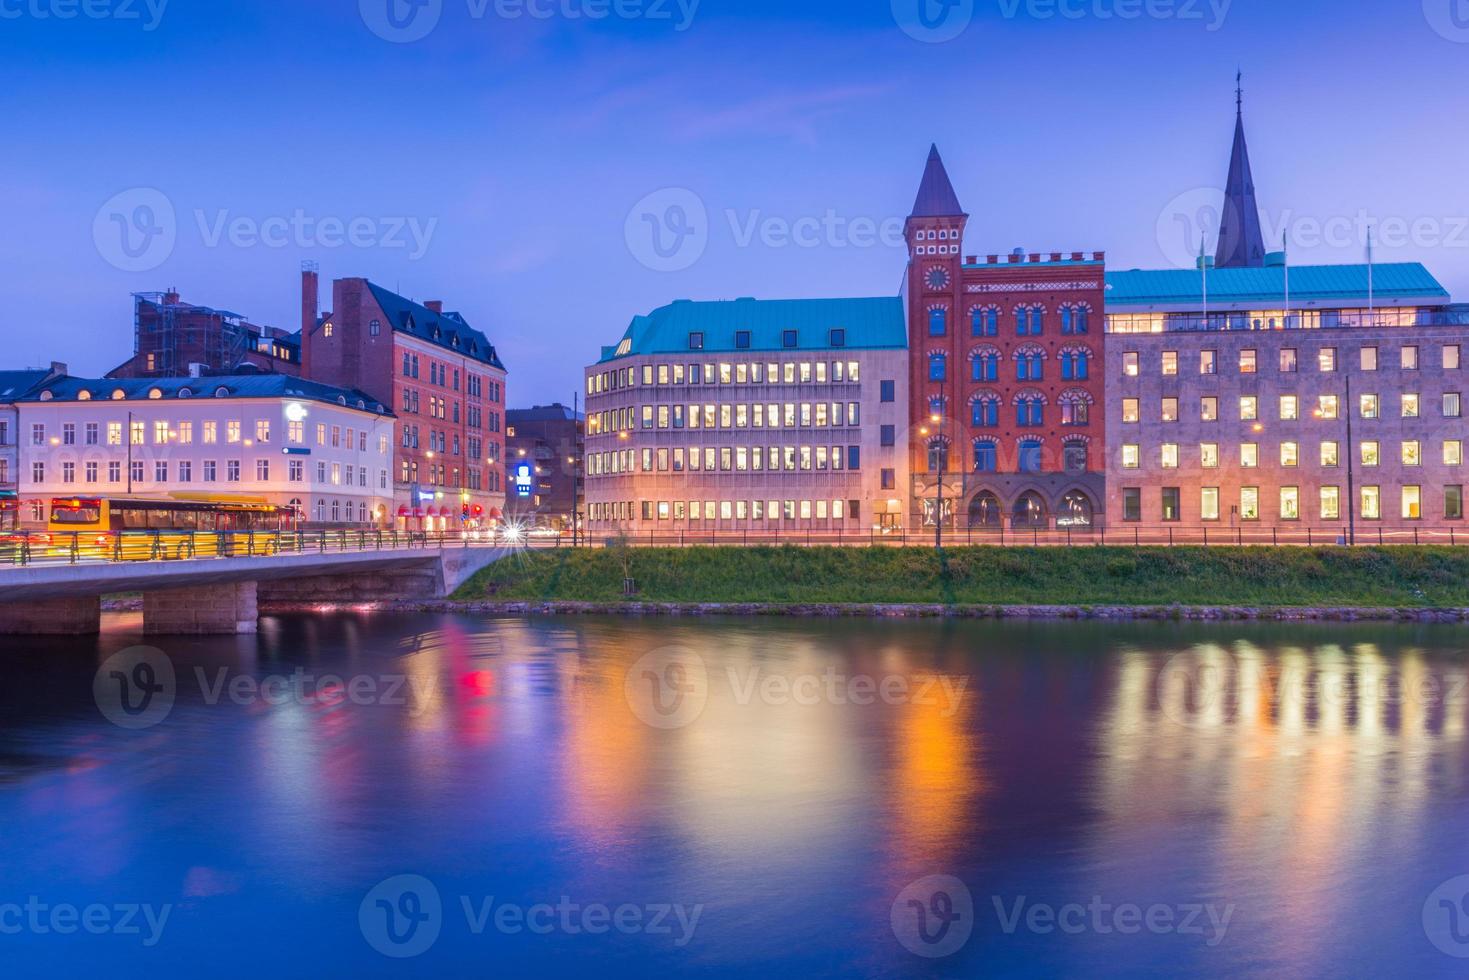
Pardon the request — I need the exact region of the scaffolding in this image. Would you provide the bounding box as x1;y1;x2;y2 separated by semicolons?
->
132;292;255;377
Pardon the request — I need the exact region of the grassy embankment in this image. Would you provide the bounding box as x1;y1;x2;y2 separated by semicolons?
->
452;546;1469;608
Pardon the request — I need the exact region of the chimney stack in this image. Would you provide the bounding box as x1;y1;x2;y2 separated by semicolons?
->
425;300;443;314
301;262;319;377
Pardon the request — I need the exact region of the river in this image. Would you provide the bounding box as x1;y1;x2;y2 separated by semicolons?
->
2;612;1468;977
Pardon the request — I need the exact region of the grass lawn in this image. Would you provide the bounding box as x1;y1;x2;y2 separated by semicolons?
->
452;546;1469;608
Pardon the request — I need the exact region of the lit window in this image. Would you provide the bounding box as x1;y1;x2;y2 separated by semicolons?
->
1360;394;1379;419
1121;444;1140;469
1447;441;1463;466
1361;441;1380;467
1361;346;1378;371
1280;348;1298;373
1161;351;1178;376
1161;397;1178;422
1403;394;1420;418
1403;486;1422;520
1200;397;1218;422
1317;395;1338;420
1121;398;1139;423
1200;443;1219;468
1321;441;1339;467
1281;442;1298;467
1402;346;1419;370
1321;487;1341;520
1445;393;1462;419
1446;345;1462;370
1241;443;1258;468
1123;352;1139;377
1318;348;1337;372
1280;395;1299;421
1161;444;1179;468
1240;487;1260;521
1240;396;1258;421
1403;441;1422;466
1200;350;1217;375
1201;487;1220;521
1280;487;1300;521
1240;349;1257;374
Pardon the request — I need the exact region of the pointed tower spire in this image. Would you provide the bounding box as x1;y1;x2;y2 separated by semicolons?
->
1215;73;1266;269
910;144;967;218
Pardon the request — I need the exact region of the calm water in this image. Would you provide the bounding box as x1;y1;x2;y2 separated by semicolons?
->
3;612;1469;977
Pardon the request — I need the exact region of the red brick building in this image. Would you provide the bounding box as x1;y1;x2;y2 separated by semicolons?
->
109;291;301;380
300;269;508;529
904;146;1106;531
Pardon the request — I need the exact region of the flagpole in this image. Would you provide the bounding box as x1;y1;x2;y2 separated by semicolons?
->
1282;233;1290;329
1366;227;1375;323
1200;235;1209;328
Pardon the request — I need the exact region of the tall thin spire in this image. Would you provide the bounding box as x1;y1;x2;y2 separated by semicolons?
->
1215;74;1266;269
910;144;966;219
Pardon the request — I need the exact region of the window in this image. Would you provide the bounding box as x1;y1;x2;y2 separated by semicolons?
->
1280;348;1298;373
1318;348;1337;373
1122;488;1142;522
1016;352;1044;381
928;353;946;382
1281;442;1299;467
1122;352;1139;377
1402;346;1419;370
1403;486;1422;520
1061;306;1089;335
1201;396;1218;422
1016;397;1044;427
1121;444;1140;469
1161;444;1179;468
1280;395;1299;421
1321;441;1340;467
1317;395;1339;420
1201;487;1220;521
783;329;798;348
1403;441;1422;466
1448;441;1463;466
1200;350;1217;375
1161;351;1178;376
1361;441;1380;467
927;310;946;337
1063;441;1088;473
1161;397;1178;422
1445;393;1462;418
1017;439;1043;473
1361;486;1381;520
972;398;999;427
1240;396;1258;421
1240;350;1257;374
829;328;845;347
972;308;999;337
880;380;895;403
1446;345;1462;370
1448;486;1464;521
1403;394;1420;418
973;441;997;473
1200;443;1219;468
1321;486;1341;520
1161;487;1181;522
1361;346;1378;371
880;425;895;448
1240;487;1260;521
688;332;704;350
1360;394;1379;419
1241;444;1258;468
1060;350;1089;380
1121;398;1140;423
926;440;945;474
1280;487;1300;521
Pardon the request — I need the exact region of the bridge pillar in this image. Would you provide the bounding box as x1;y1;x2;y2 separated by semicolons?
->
0;596;101;635
144;581;258;635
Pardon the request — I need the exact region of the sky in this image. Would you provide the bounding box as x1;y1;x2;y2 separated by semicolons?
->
6;0;1469;404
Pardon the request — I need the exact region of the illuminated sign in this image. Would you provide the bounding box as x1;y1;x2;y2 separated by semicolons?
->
514;463;534;498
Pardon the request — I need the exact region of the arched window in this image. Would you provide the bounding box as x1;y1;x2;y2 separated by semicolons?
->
1063;440;1089;473
973;440;998;473
1013;491;1047;527
1060;395;1090;426
1016;397;1044;427
1017;307;1043;337
972;353;999;383
928;308;947;337
927;438;948;474
1061;350;1091;380
1018;439;1043;473
1061;306;1090;335
969;491;1001;528
971;397;999;427
928;352;947;382
1017;353;1044;381
928;396;946;419
971;308;999;337
1059;491;1094;527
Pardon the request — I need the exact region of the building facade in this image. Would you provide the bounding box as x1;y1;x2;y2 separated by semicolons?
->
903;146;1107;532
506;403;584;533
15;376;394;528
0;365;66;528
299;270;508;530
582;298;909;535
109;291;300;379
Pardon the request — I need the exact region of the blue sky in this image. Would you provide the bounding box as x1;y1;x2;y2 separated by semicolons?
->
6;0;1469;402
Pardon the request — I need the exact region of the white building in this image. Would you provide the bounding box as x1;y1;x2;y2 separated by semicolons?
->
15;375;395;527
0;364;66;528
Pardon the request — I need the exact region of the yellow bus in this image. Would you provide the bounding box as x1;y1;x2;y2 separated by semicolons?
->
46;497;299;560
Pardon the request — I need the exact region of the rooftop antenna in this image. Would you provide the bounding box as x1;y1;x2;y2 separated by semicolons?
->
1236;69;1243;115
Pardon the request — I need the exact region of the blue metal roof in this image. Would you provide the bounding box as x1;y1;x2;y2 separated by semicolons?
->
1105;263;1449;309
22;375;394;416
0;370;52;402
600;296;906;363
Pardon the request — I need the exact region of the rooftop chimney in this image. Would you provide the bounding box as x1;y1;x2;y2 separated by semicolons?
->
301;262;319;378
425;300;444;314
163;290;181;305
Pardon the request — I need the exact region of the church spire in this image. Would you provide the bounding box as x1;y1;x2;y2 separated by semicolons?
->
1215;73;1266;269
910;144;966;219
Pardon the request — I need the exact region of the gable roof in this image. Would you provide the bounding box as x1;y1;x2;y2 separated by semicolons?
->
0;370;52;403
600;296;906;362
1105;263;1449;310
365;283;506;371
21;375;394;415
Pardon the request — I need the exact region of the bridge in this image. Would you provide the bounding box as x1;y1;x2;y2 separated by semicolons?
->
0;530;513;635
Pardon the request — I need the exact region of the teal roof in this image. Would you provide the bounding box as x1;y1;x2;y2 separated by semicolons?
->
600;297;906;362
1105;263;1448;309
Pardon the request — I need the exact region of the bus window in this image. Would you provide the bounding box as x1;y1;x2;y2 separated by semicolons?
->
52;504;102;525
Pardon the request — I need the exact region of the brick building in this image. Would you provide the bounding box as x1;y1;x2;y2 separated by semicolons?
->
109;291;300;379
506;403;584;533
299;269;508;530
904;146;1107;531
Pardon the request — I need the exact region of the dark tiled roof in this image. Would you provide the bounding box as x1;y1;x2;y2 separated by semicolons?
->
0;370;52;402
366;283;506;371
508;404;583;423
22;375;394;416
910;144;966;219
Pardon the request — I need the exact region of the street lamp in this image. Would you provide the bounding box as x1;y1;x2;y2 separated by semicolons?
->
931;413;944;551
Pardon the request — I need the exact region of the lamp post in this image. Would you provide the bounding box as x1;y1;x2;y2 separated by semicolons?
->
931;413;944;551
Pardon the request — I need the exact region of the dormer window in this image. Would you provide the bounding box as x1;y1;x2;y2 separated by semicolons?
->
77;390;92;401
323;322;334;338
148;388;163;400
111;389;126;400
829;329;846;348
782;330;798;348
735;330;751;349
688;332;704;350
